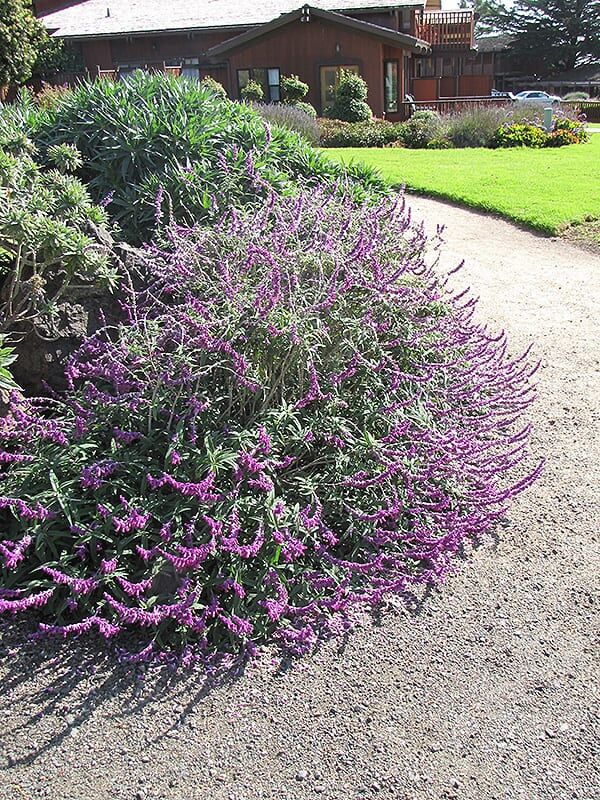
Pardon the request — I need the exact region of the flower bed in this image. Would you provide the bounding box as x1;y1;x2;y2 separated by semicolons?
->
318;105;588;149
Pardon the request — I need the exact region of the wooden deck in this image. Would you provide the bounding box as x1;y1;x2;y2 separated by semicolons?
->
414;10;475;49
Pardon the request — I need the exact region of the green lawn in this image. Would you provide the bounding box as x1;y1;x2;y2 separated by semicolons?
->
324;135;600;235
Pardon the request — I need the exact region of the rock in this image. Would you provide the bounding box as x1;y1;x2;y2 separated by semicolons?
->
559;722;571;733
11;287;122;395
296;770;308;781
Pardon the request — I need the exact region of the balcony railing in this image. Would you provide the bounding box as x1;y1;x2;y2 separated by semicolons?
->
415;11;475;49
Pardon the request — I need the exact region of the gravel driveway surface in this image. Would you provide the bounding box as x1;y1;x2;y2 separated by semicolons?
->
1;196;599;800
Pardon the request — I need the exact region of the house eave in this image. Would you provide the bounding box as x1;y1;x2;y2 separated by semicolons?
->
207;5;430;58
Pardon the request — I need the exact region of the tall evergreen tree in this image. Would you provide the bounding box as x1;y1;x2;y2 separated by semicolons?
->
0;0;47;87
459;0;507;35
503;0;600;74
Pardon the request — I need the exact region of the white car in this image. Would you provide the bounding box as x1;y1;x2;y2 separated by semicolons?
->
513;90;561;106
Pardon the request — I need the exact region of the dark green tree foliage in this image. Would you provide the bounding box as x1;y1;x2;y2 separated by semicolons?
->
0;0;47;86
327;70;372;123
459;0;506;34
503;0;599;74
32;36;83;78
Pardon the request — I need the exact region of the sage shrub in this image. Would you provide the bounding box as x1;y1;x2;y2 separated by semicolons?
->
0;183;541;661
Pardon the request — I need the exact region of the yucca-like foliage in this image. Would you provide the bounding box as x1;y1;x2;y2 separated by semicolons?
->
0;181;541;663
4;72;385;243
0;141;117;336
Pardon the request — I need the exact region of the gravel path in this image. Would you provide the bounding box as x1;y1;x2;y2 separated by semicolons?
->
1;197;599;800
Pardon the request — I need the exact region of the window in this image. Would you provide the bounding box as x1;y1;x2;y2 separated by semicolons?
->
319;64;359;112
268;68;281;101
181;58;200;81
401;9;412;31
384;60;399;113
415;57;436;78
237;67;280;101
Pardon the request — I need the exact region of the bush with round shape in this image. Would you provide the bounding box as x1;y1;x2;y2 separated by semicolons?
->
4;72;385;244
563;91;589;101
396;111;441;148
327;70;372;123
241;79;264;102
281;74;309;104
550;116;588;144
491;122;548;148
290;100;317;119
0;181;541;662
200;75;227;99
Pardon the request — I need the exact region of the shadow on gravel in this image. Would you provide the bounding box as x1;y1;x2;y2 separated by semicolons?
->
0;523;504;766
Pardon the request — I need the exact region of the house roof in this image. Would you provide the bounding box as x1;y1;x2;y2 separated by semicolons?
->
40;0;426;39
475;32;512;53
208;5;429;56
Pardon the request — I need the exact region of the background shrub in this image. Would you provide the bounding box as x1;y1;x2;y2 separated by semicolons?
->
426;137;454;149
290;100;317;118
318;118;401;148
200;75;227;99
441;105;509;148
552;116;588;143
492;122;548;148
3;72;385;243
279;75;317;118
240;79;264;102
281;74;309;103
326;70;372;122
0;183;540;659
396;110;441;148
254;102;319;145
563;91;589;101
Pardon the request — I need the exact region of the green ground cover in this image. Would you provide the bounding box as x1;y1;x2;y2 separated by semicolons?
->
324;135;600;235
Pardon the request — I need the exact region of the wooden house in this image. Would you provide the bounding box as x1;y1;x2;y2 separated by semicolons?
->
37;0;489;118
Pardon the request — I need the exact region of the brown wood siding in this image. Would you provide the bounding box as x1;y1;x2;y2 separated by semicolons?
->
225;17;387;115
458;74;493;96
107;30;243;67
80;40;113;71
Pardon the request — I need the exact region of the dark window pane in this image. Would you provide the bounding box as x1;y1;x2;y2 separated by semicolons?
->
384;60;398;112
237;69;250;94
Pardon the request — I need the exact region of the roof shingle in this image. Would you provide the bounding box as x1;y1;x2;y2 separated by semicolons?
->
41;0;425;38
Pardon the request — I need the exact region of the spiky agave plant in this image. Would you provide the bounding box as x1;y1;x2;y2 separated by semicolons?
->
0;184;541;662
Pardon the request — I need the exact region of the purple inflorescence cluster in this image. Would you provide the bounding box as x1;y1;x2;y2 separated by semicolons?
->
0;184;541;661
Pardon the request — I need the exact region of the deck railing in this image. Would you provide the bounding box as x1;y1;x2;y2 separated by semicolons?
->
396;97;599;122
396;96;509;120
414;10;475;49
